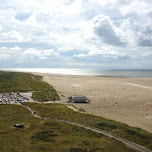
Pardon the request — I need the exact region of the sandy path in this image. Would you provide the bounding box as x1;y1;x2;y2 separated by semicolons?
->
34;73;152;133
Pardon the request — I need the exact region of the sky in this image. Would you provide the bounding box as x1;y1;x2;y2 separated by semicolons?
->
0;0;152;69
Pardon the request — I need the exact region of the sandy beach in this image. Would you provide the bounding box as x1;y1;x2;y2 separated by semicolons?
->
35;73;152;133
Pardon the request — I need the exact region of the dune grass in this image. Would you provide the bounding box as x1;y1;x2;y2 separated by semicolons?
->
0;104;135;152
32;90;59;102
24;102;152;150
0;71;59;101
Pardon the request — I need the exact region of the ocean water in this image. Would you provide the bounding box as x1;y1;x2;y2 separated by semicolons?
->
1;68;152;78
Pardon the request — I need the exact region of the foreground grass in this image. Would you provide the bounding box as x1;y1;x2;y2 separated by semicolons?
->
0;104;135;152
24;102;152;150
0;71;59;101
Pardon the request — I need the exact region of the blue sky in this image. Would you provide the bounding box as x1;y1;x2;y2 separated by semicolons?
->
0;0;152;69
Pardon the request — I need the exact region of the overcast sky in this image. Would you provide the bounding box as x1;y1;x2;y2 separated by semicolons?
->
0;0;152;69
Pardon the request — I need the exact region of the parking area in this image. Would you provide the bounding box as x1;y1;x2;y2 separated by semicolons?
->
0;92;32;104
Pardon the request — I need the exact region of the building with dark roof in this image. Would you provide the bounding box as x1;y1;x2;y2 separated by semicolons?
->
68;95;89;103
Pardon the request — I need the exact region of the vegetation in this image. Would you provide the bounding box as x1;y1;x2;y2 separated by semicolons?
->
32;91;59;102
24;102;152;150
0;104;135;152
0;71;59;101
0;71;151;151
78;108;86;113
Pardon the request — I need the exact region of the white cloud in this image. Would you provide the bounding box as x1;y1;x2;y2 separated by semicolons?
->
73;54;87;57
0;25;2;31
119;0;151;16
74;46;129;60
0;31;24;42
26;15;41;28
0;47;59;63
0;46;22;60
0;54;10;60
92;15;127;46
23;48;59;59
88;46;128;59
120;17;137;46
121;14;152;47
91;10;152;47
143;52;152;56
23;48;41;57
0;46;21;53
0;0;152;68
43;49;59;56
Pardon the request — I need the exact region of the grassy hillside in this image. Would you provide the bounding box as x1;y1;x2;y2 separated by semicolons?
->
0;104;135;152
0;71;59;101
24;102;152;150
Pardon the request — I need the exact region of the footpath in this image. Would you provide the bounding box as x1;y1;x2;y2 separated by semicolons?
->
23;104;152;152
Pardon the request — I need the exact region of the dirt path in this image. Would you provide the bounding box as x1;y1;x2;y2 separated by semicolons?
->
23;104;152;152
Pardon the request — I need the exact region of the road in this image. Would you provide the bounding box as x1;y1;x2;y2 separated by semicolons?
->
23;104;152;152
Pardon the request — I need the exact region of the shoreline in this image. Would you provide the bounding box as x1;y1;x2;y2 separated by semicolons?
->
1;69;152;78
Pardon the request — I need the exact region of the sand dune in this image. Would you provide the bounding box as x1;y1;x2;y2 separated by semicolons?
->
34;73;152;133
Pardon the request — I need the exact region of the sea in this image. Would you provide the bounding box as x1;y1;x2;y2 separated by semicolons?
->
1;68;152;78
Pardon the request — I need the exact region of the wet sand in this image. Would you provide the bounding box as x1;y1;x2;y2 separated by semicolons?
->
35;73;152;133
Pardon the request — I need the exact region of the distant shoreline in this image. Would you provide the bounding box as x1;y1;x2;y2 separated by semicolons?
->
0;70;150;79
1;68;152;78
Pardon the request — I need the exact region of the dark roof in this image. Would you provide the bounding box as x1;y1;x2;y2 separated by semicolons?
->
71;95;86;98
70;95;87;100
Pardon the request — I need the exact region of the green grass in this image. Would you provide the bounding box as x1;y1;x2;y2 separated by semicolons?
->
32;91;59;102
24;102;152;150
0;71;59;101
0;104;135;152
